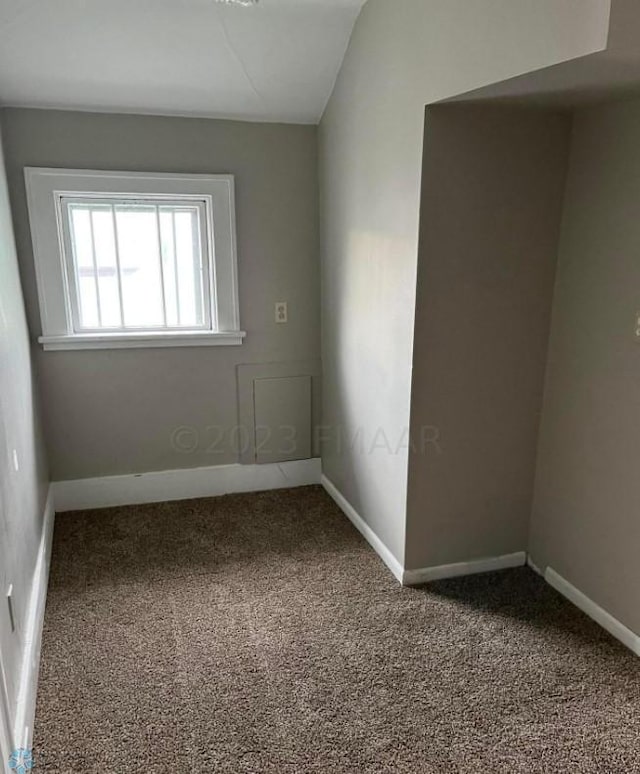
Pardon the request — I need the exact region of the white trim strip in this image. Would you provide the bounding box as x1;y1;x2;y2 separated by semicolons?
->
39;330;246;350
321;475;404;583
87;208;103;327
402;551;527;586
153;204;168;327
545;567;640;657
109;203;126;328
53;458;322;512
13;487;55;750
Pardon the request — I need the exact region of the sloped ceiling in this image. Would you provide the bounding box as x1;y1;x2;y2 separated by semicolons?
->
0;0;366;124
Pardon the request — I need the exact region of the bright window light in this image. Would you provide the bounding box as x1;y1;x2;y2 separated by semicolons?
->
62;199;210;332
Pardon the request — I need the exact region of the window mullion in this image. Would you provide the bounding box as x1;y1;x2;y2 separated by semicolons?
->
110;206;126;329
171;210;182;326
155;206;168;327
191;206;205;328
88;209;103;328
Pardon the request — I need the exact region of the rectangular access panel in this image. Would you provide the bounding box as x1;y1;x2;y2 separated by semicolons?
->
253;375;312;464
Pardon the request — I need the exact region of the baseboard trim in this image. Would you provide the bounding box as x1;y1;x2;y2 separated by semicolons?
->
13;486;55;750
53;458;322;512
545;567;640;657
402;551;527;586
320;475;404;583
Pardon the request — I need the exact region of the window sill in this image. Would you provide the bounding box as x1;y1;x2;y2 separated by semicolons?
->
39;331;247;351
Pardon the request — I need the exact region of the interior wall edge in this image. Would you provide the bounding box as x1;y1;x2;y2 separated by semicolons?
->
405;104;573;570
528;97;640;637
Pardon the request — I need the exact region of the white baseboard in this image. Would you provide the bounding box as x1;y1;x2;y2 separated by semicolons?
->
545;567;640;657
402;551;527;586
320;474;526;587
13;486;55;750
321;475;404;583
53;458;322;512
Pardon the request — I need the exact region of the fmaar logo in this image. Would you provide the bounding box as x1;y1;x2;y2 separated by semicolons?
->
8;748;34;774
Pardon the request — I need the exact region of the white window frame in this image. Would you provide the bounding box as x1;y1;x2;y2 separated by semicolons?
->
25;168;245;350
60;196;213;334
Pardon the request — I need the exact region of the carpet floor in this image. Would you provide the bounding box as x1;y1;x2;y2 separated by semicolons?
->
34;485;640;773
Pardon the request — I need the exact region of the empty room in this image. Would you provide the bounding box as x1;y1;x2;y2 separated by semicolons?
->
2;0;640;771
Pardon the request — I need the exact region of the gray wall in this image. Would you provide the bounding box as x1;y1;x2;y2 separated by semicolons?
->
530;97;640;635
1;108;319;481
406;106;571;570
319;0;610;566
0;124;48;733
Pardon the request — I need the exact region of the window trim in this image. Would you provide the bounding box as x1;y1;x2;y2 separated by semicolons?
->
24;168;245;350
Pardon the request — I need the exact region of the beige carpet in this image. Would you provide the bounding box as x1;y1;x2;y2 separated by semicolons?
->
34;486;640;773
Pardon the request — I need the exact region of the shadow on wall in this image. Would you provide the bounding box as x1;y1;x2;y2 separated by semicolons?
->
405;104;573;572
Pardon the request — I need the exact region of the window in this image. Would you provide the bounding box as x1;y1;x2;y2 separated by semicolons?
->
25;169;245;349
62;198;209;332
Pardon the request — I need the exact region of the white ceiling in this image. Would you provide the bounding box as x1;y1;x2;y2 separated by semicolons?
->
0;0;365;124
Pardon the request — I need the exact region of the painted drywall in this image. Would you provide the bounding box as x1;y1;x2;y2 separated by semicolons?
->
0;124;48;743
406;106;571;570
442;0;640;109
1;108;320;481
319;0;612;566
0;0;366;124
530;97;640;636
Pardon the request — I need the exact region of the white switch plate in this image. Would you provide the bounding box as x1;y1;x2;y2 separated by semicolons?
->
275;302;288;324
